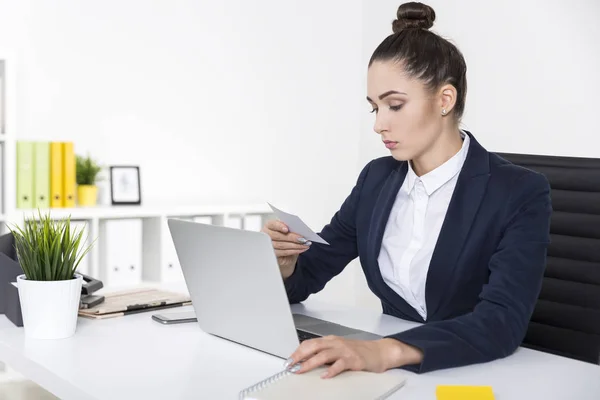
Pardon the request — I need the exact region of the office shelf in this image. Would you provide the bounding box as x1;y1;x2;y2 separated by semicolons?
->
0;52;274;286
4;203;274;286
10;203;272;222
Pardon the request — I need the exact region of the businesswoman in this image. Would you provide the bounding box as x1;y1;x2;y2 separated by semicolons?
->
262;2;552;377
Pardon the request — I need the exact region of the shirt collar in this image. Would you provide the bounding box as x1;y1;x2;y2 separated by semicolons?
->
406;131;470;196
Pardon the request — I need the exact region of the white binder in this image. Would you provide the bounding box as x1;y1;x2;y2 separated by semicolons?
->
224;214;242;229
161;217;192;283
99;219;142;286
70;220;91;276
243;214;263;232
192;216;213;225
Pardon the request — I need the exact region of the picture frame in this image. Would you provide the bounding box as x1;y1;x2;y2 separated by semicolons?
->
109;166;141;205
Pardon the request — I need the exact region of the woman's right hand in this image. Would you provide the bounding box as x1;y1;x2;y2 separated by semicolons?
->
261;220;312;279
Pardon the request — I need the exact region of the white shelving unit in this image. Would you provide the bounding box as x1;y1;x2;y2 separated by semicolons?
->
0;51;15;381
0;53;17;234
0;53;275;286
4;205;274;284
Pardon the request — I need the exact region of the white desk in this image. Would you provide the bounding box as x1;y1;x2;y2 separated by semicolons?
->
1;296;599;399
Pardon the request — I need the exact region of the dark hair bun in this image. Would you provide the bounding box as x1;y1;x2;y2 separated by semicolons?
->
392;2;436;33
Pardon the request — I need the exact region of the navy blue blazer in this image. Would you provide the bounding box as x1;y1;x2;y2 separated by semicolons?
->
284;131;552;373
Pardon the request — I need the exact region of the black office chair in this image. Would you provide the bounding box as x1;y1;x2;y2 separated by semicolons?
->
496;152;600;364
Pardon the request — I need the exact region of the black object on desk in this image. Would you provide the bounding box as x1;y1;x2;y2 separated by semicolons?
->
0;233;25;327
80;274;105;309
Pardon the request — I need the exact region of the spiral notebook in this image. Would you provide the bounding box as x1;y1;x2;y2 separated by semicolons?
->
239;365;407;400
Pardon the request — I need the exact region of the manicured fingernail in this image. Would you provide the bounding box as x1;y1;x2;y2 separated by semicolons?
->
290;364;301;373
283;358;293;368
297;237;307;244
305;241;312;246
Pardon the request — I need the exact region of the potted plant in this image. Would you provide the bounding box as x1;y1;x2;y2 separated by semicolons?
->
76;154;102;207
9;211;94;339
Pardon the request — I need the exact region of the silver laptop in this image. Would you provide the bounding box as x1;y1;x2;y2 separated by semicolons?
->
167;218;380;359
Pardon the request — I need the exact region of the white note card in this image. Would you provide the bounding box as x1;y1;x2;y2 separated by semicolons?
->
267;203;329;245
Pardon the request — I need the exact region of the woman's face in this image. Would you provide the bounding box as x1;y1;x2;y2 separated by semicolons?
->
367;60;444;161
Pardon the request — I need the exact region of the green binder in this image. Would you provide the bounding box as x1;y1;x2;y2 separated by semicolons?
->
16;141;34;209
33;141;50;209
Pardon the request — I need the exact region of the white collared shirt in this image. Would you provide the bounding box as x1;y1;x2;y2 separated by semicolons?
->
378;132;470;320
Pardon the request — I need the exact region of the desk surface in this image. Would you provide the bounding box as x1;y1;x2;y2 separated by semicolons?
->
1;294;600;399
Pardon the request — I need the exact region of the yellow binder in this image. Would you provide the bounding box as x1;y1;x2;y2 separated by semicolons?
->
62;142;76;207
50;142;63;207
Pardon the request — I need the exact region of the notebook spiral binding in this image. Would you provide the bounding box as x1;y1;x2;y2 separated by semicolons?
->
239;368;293;399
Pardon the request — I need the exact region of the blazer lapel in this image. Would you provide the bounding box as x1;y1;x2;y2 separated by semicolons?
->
425;132;491;319
366;162;425;321
367;162;406;267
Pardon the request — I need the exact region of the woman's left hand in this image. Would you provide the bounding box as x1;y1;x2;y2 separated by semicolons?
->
286;336;423;379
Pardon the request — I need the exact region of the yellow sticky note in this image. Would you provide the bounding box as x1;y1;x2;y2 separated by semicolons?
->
436;385;495;400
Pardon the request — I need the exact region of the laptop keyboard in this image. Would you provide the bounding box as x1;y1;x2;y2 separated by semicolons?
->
296;329;320;342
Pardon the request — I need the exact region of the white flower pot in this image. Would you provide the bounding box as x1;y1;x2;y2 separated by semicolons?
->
16;274;83;340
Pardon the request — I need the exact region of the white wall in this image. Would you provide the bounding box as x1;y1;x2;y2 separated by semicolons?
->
360;0;600;166
354;0;600;310
2;1;598;310
1;0;364;209
0;0;364;303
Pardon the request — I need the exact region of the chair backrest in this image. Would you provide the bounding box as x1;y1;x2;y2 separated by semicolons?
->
496;152;600;364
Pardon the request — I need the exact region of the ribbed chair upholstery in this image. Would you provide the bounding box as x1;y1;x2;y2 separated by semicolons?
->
496;152;600;364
